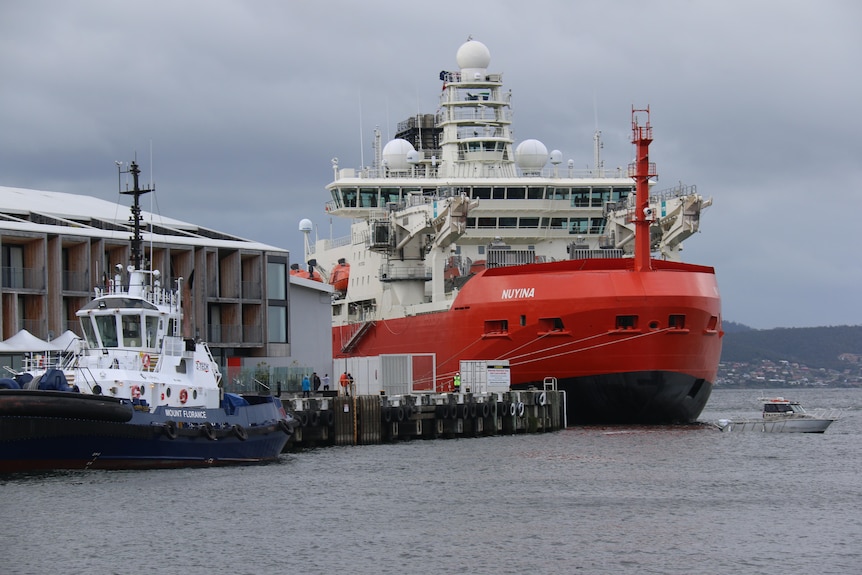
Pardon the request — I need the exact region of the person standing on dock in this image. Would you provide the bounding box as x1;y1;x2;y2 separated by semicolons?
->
348;372;355;397
302;375;311;398
312;372;321;394
453;372;461;393
322;373;330;391
340;372;350;396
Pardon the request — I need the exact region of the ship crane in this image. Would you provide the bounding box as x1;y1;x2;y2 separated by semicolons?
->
370;194;478;307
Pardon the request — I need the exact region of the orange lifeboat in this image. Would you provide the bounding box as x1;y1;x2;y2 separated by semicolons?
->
329;258;350;292
290;263;323;282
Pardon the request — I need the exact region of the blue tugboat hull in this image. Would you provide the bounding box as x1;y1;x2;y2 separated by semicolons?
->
0;390;294;473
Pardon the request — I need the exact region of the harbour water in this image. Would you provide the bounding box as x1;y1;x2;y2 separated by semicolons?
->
3;387;860;574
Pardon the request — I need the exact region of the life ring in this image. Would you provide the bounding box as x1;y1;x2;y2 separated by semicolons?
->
202;422;217;440
163;420;178;440
131;385;141;399
179;389;188;404
142;353;150;369
232;424;248;441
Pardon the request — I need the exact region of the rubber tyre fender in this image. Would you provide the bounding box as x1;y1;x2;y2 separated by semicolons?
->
298;412;309;427
202;422;217;440
395;406;405;422
163;420;178;440
310;410;320;426
480;402;491;418
517;402;525;417
535;392;547;406
278;419;293;435
383;408;393;423
233;424;248;441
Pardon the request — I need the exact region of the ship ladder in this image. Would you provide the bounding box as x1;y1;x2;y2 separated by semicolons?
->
341;321;375;353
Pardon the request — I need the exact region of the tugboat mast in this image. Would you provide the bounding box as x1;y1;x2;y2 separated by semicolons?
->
629;107;657;272
119;160;154;271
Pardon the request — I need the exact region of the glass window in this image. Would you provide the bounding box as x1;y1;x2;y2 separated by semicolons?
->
589;218;606;234
121;314;142;347
519;217;539;228
572;188;590;207
359;188;378;207
472;187;491;200
267;305;287;343
81;318;97;348
570;218;589;234
507;187;525;200
549;187;569;200
592;187;611;207
527;187;544;200
499;217;517;228
477;217;497;228
146;316;159;348
95;315;118;347
267;262;287;300
492;187;506;199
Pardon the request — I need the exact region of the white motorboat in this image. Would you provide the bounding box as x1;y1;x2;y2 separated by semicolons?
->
716;397;838;433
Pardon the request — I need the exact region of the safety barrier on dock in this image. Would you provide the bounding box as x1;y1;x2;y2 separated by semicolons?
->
282;390;564;448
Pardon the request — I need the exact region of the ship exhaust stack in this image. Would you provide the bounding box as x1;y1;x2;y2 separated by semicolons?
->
629;107;657;272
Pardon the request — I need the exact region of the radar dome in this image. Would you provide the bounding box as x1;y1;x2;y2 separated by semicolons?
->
456;40;491;70
549;150;563;165
515;139;549;171
381;138;416;171
299;218;312;233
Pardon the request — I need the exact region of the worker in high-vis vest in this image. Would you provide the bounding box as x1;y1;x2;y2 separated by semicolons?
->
453;372;461;393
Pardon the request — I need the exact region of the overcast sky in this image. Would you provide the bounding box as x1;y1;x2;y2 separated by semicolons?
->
1;0;860;330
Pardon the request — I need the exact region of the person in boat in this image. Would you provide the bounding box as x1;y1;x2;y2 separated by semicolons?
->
301;375;311;398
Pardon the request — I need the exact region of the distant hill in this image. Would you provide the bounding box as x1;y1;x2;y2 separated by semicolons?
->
721;324;862;370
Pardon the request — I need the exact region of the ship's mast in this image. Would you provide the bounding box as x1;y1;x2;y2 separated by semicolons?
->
629;107;657;272
119;160;155;271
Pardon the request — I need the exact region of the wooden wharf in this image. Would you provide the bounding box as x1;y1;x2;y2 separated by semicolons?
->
281;390;565;448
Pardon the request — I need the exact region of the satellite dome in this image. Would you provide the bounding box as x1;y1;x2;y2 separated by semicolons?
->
299;218;312;233
456;39;491;70
549;149;563;165
515;139;549;171
381;138;416;171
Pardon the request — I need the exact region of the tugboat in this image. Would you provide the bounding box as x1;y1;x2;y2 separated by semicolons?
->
0;161;296;473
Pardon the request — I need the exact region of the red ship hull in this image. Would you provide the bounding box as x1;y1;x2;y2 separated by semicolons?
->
333;258;722;424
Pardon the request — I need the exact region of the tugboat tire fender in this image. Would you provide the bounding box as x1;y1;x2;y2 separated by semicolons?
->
278;419;293;434
163;420;178;440
232;424;248;441
202;422;217;440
